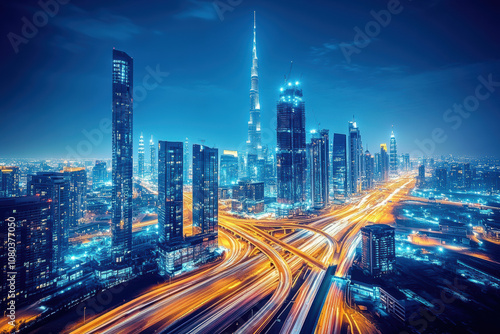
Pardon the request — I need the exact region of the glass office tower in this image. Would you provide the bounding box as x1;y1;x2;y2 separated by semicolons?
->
309;129;329;209
158;141;184;245
332;133;347;200
111;49;133;264
193;144;218;235
276;82;307;210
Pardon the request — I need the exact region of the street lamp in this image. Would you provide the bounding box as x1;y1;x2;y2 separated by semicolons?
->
84;306;86;324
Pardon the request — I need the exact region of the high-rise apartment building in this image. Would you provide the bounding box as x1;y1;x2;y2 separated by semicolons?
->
28;172;70;272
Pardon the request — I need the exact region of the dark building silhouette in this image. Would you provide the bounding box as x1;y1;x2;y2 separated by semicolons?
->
111;49;133;264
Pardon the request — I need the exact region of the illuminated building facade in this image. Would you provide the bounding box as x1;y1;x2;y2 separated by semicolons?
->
0;197;53;304
138;132;145;178
417;164;425;188
435;168;447;189
332;133;347;200
220;150;239;186
231;180;265;214
28;172;70;273
309;129;329;209
150;135;156;181
62;167;87;228
0;166;20;198
390;130;398;176
364;150;374;189
193;144;218;235
183;138;191;185
111;49;133;264
380;144;389;182
159;143;220;276
247;12;262;169
348;121;363;194
276;82;307;212
92;160;107;189
361;224;396;277
158;141;184;245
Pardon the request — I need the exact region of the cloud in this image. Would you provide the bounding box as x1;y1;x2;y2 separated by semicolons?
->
175;0;218;21
311;39;378;59
53;5;142;41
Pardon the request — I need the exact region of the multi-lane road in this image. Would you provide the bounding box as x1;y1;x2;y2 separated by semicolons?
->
58;175;415;334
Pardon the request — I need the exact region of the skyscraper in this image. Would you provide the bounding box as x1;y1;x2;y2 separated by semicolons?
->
220;150;239;186
183;138;190;185
158;141;184;245
364;150;374;189
309;129;329;209
92;160;107;189
361;224;396;277
0;166;20;198
276;82;307;211
348;121;363;195
247;12;262;162
402;153;410;172
389;129;398;176
380;144;389;182
138;132;145;178
111;49;133;263
28;172;70;273
1;197;53;304
435;168;447;189
62;167;87;228
417;164;426;188
332;133;347;200
150;135;156;181
193;144;218;235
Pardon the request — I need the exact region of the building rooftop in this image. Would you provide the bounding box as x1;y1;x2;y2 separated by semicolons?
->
361;224;394;233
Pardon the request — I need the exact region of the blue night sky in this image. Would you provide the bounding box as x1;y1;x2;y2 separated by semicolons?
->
1;0;499;159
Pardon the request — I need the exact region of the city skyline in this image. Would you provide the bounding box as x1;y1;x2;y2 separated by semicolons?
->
1;0;500;159
2;2;500;333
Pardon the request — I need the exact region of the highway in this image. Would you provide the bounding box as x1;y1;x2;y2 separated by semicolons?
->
30;176;416;334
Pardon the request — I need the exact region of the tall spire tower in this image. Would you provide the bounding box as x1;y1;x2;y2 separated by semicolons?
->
247;11;262;160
